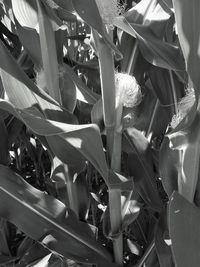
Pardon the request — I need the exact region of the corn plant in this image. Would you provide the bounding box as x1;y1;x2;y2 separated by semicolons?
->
0;0;199;266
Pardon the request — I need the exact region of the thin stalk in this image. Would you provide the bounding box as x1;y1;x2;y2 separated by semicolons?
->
111;102;123;172
109;39;139;265
110;128;123;265
110;99;124;265
94;32;116;159
94;30;123;265
109;188;123;265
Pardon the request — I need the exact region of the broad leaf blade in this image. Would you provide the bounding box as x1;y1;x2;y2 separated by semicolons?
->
169;192;200;267
36;0;61;103
64;64;100;104
12;0;38;29
0;39;58;107
172;0;200;96
0;100;109;184
114;0;185;70
159;137;178;198
0;165;114;266
168;115;200;202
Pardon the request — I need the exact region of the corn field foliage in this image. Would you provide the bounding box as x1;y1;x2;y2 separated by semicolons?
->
0;0;199;266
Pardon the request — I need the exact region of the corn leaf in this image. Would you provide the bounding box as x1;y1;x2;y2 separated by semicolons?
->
172;0;200;96
60;66;77;112
72;0;122;60
167;114;200;202
114;0;185;70
159;137;178;198
155;211;174;267
12;0;38;29
15;23;100;105
41;0;75;24
17;239;51;266
0;39;58;107
16;21;42;68
64;64;100;104
51;157;90;220
169;192;200;267
0;165;114;266
0;99;109;184
36;0;61;103
124;128;163;211
149;66;184;108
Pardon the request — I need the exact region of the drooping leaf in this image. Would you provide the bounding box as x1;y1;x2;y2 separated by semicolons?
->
114;0;185;70
0;100;109;184
169;192;200;267
0;39;59;107
0;66;76;124
125;0;172;38
0;165;115;266
0;50;84;173
128;23;184;71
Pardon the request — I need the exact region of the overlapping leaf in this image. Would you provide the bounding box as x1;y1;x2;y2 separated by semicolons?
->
0;98;109;183
0;165;114;266
72;0;122;60
124;128;163;211
0;39;57;107
167;114;200;202
163;1;200;203
0;37;109;181
114;0;185;70
15;23;99;105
